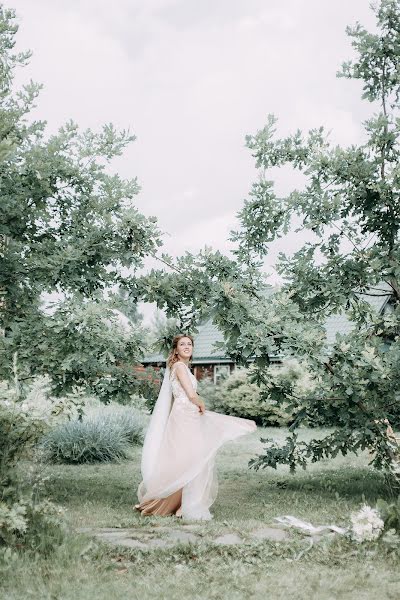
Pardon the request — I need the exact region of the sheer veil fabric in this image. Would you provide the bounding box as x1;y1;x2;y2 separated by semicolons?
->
136;362;257;521
139;365;173;485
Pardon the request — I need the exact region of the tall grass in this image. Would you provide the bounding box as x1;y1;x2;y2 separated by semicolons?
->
41;405;148;464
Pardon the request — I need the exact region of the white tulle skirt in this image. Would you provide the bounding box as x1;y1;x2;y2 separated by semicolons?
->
136;399;257;521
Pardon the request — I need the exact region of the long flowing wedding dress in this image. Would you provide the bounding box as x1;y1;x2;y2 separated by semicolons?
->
135;361;257;521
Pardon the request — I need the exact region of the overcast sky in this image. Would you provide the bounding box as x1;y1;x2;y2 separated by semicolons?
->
10;0;377;322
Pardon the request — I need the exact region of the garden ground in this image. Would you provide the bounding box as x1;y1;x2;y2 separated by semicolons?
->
1;427;400;600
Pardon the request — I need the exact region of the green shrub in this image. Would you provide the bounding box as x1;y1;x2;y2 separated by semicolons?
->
0;379;67;552
197;376;222;410
41;405;147;464
208;368;295;427
0;498;67;555
0;387;48;480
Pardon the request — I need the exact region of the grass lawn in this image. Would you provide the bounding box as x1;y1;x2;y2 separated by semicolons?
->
1;427;400;600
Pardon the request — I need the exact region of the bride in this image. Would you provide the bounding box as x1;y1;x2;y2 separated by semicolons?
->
134;334;257;521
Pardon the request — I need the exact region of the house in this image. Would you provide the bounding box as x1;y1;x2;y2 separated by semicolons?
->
141;286;281;383
323;283;394;348
141;319;257;384
141;283;394;383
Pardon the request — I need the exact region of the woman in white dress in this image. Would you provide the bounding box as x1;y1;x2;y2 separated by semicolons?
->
134;334;257;521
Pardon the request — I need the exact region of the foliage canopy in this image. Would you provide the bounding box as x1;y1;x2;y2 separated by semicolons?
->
138;0;400;475
0;7;161;401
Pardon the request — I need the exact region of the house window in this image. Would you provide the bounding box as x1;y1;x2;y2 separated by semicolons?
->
214;365;230;385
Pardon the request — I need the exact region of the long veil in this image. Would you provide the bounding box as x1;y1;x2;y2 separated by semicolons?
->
140;366;172;484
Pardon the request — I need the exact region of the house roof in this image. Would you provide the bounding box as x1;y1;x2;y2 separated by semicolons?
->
142;285;278;365
142;284;393;365
323;283;392;347
143;320;232;364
